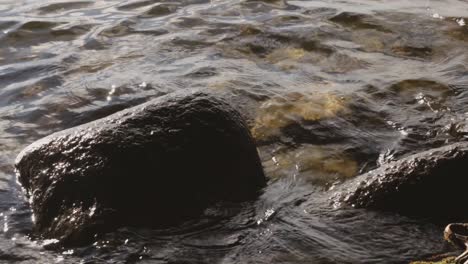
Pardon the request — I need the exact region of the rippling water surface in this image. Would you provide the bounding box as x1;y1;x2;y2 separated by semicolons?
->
1;0;468;263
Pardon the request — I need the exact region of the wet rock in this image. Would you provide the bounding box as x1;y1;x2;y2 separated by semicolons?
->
444;223;468;263
445;223;468;248
410;256;456;264
15;90;266;245
333;142;468;220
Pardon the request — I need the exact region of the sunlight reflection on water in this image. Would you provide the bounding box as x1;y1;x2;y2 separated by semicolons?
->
0;0;467;262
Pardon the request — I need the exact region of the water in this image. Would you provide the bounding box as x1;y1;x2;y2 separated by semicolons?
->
1;0;468;262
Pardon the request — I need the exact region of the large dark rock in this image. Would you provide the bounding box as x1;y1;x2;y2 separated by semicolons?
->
332;142;468;220
15;90;266;245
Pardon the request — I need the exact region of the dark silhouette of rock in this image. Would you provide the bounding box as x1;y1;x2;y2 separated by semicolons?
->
15;90;266;245
332;142;468;220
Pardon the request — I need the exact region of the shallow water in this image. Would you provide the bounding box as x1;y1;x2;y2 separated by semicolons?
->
1;0;468;263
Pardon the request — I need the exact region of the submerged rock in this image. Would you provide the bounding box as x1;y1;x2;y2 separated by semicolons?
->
251;91;348;140
263;144;358;185
15;90;266;245
333;142;468;220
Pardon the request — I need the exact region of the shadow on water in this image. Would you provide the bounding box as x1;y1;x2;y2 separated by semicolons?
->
0;0;468;262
